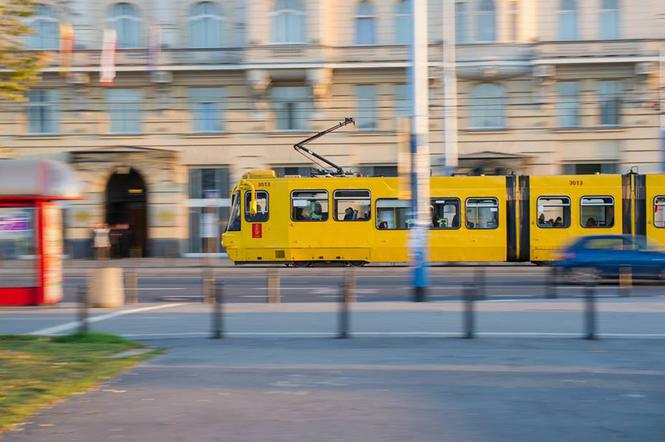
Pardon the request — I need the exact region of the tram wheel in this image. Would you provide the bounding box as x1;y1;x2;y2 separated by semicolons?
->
349;261;367;267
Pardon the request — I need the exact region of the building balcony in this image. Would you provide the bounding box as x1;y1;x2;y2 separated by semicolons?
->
534;39;659;62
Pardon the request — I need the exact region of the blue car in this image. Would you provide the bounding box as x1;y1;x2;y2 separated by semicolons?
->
554;235;665;283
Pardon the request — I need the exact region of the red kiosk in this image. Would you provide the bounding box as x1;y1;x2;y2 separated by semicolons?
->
0;159;80;306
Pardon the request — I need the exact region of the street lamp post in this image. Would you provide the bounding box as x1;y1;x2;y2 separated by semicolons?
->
409;0;430;302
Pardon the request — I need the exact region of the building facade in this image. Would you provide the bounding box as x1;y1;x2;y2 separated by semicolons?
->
1;0;664;257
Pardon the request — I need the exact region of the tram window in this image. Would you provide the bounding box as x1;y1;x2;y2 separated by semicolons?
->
581;196;614;228
654;196;665;228
376;199;412;230
431;198;460;229
466;198;499;229
226;191;241;232
334;190;371;221
291;190;329;222
245;191;269;222
537;196;570;228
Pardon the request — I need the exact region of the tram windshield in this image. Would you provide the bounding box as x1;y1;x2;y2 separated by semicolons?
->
226;191;241;231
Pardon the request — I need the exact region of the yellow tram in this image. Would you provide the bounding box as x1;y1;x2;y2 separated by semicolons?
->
221;120;665;266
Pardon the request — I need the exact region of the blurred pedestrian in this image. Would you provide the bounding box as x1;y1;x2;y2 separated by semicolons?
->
92;223;110;260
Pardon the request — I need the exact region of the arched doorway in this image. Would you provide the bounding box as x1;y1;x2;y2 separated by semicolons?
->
105;168;148;258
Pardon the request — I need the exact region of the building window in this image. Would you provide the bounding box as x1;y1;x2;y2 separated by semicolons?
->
475;0;496;42
272;86;309;130
107;89;142;134
26;5;59;50
394;0;411;44
376;199;411;230
291;190;329;221
189;2;223;48
189;167;230;199
599;0;619;40
562;163;618;175
557;81;580;128
431;198;460;229
581;196;614;228
537;196;571;228
26;89;59;134
190;87;224;133
469;83;505;129
558;0;578;40
394;84;409;117
334;190;371;221
466;198;499;229
359;165;398;177
109;3;142;49
271;0;305;44
356;85;377;130
598;80;622;127
273;166;315;177
456;1;469;43
188;166;231;254
355;1;375;44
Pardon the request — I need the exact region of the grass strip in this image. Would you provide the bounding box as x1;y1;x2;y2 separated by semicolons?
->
0;332;157;433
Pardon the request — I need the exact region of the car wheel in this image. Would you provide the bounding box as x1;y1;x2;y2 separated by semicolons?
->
658;268;665;281
569;267;601;285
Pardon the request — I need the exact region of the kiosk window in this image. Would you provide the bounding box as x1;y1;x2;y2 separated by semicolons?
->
376;199;411;230
334;190;371;221
655;196;665;228
581;196;614;228
431;198;460;229
292;190;329;221
537;196;570;228
245;191;269;222
0;207;37;288
466;198;499;229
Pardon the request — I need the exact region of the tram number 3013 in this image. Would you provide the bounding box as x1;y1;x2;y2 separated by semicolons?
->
569;179;584;186
257;182;271;188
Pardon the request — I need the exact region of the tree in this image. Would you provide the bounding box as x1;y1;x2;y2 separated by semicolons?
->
0;0;47;102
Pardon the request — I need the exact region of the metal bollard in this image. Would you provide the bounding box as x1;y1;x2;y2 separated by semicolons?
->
463;283;476;339
211;280;224;339
78;283;89;334
344;267;357;303
474;266;486;300
545;266;558;299
202;268;215;304
584;281;597;340
338;273;353;339
125;269;138;304
267;268;281;304
619;266;632;297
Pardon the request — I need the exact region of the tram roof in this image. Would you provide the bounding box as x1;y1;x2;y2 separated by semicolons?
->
0;159;81;200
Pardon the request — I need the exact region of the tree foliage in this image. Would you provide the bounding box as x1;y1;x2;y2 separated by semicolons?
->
0;0;47;102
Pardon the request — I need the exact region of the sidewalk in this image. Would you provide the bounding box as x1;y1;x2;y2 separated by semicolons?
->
3;336;665;442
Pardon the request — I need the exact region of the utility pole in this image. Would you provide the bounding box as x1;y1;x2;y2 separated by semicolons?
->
441;0;459;175
409;0;430;302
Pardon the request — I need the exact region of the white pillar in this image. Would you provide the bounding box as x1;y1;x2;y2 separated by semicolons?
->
441;0;459;175
409;0;430;301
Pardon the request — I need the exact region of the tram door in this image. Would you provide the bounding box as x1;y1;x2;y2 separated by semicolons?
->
644;175;665;247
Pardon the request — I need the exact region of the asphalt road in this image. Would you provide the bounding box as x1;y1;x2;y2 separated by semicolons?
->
4;336;665;442
61;265;665;303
